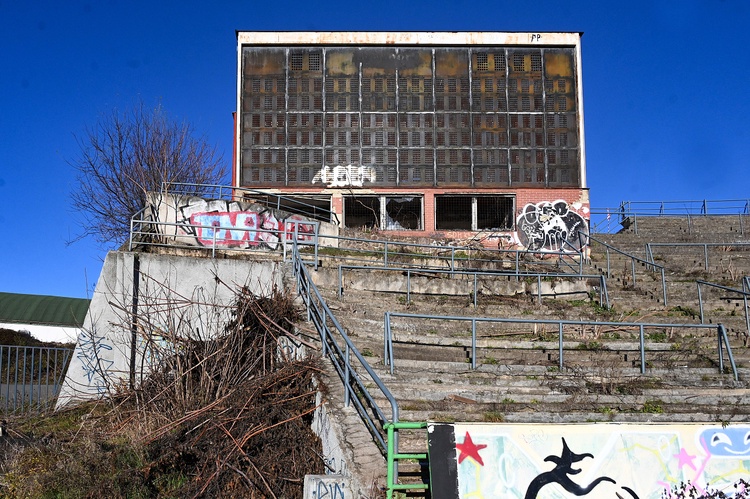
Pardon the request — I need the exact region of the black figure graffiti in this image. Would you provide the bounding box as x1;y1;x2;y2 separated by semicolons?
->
524;438;640;499
516;200;588;252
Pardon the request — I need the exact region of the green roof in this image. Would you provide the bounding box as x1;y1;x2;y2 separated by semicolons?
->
0;292;90;328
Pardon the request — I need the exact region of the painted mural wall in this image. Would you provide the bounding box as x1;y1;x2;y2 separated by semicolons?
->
427;422;750;499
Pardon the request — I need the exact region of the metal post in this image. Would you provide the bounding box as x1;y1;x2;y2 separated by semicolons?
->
704;244;709;271
661;268;668;306
344;344;351;407
211;227;217;259
321;307;328;357
639;325;646;374
338;266;343;298
606;248;611;277
717;325;724;374
558;322;564;370
407;270;411;304
384;241;389;267
473;274;477;308
537;275;542;305
384;312;390;369
470;320;477;369
385;423;397;499
631;259;636;287
698;283;705;324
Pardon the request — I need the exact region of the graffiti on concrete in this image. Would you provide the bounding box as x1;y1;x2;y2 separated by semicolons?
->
312;164;376;187
523;438;625;499
517;200;588;251
76;330;114;395
303;474;347;499
175;198;315;249
428;423;750;498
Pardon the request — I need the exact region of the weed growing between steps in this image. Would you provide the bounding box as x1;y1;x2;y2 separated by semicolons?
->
0;287;326;498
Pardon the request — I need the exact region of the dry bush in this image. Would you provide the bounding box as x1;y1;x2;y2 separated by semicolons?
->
0;286;326;499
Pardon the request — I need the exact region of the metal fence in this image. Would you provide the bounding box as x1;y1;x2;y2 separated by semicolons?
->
383;312;738;381
646;242;750;273
591;199;750;236
337;265;609;308
129;211;320;262
0;345;74;414
162;182;340;224
589;234;668;305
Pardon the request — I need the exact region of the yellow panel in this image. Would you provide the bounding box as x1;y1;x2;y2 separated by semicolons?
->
544;52;573;77
326;50;356;75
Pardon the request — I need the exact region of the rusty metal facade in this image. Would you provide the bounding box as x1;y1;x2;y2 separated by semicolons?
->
238;37;582;190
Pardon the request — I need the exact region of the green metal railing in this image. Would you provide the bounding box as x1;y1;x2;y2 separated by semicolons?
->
385;421;429;499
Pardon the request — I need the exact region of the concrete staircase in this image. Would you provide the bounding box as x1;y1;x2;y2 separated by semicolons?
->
300;216;750;496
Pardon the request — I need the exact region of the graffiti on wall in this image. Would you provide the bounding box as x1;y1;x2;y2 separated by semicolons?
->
76;330;114;395
303;475;347;499
427;423;750;499
175;199;315;249
312;164;376;187
517;200;588;252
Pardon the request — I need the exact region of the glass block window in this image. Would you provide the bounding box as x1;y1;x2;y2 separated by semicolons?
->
240;45;580;188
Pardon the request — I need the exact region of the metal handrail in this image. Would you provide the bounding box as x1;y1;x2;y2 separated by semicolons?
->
338;265;609;309
384;421;429;499
291;243;398;452
161;182;340;225
383;312;739;381
620;199;750;216
324;234;586;273
696;280;750;341
646;242;750;273
588;234;668;306
129;205;587;277
129;216;319;260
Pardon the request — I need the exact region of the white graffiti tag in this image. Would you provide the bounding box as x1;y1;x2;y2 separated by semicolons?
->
312;165;376;187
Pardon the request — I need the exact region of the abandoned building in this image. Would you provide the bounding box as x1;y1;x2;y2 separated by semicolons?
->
234;31;589;250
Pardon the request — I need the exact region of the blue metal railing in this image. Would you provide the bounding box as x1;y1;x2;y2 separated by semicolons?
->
696;280;750;342
620;199;750;216
588;234;668;305
337;265;609;309
129;212;320;261
162;182;340;225
383;312;739;381
0;345;74;414
591;199;750;235
291;243;398;452
646;242;750;273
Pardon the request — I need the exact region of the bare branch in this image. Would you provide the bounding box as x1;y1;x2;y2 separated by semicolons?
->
69;102;226;246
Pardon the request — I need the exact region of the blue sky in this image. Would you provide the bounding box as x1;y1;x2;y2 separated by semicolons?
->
1;0;748;299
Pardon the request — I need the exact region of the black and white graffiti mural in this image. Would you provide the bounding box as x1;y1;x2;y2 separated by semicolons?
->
517;200;589;252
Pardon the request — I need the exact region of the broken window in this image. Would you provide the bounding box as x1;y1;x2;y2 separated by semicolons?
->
436;195;514;231
435;196;472;230
477;196;514;230
344;196;423;230
385;197;421;230
344;196;381;229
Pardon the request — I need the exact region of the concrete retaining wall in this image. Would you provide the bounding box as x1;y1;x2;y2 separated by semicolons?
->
56;251;281;407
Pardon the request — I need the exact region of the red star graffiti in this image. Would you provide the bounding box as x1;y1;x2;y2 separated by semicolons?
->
456;431;487;465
